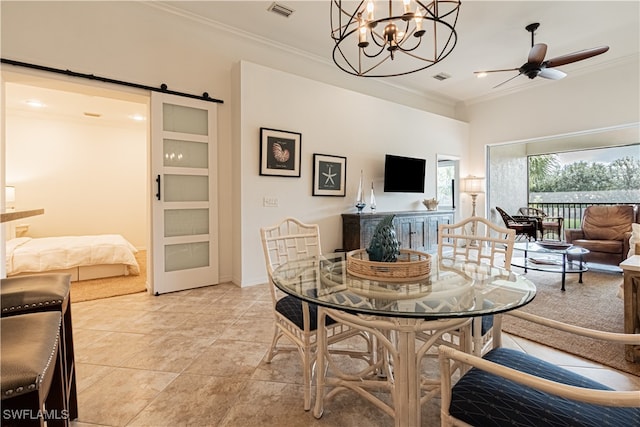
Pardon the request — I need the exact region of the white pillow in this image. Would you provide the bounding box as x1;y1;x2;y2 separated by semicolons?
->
629;223;640;258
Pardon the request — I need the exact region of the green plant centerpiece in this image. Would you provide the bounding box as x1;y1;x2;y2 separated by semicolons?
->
366;214;400;262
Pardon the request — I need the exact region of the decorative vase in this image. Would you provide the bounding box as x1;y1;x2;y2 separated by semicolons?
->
370;182;377;212
366;214;400;262
355;170;366;213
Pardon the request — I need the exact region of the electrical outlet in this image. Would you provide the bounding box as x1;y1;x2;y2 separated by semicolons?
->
263;197;279;207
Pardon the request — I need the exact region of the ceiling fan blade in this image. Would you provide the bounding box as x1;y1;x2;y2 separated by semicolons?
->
528;43;547;65
493;72;523;89
474;68;519;75
538;68;567;80
545;46;610;68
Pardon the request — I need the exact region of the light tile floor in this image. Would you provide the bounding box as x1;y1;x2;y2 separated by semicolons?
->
70;282;640;427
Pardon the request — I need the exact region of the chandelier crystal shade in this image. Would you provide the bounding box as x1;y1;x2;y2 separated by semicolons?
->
331;0;461;77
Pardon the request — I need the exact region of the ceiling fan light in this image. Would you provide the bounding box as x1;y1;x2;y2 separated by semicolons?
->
538;67;567;80
476;22;609;89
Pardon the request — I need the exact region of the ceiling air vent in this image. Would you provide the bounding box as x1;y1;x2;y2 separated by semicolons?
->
267;2;294;18
433;72;452;81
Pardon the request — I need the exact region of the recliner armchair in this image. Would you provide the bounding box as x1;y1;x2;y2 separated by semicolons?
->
565;205;638;266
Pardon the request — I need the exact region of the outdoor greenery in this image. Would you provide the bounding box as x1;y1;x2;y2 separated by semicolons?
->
529;154;640;192
437;161;455;206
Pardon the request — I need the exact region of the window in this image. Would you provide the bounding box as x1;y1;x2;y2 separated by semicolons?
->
528;144;640;203
437;157;459;208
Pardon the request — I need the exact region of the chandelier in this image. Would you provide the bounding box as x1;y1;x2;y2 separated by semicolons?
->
330;0;461;77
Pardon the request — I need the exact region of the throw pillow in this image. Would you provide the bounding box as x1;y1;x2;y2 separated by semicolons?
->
628;223;640;258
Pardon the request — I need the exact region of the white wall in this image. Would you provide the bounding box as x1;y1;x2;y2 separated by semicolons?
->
1;2;468;286
5;105;147;247
463;60;639;146
487;143;528;224
461;59;640;213
1;1;467;285
2;1;637;287
238;62;468;286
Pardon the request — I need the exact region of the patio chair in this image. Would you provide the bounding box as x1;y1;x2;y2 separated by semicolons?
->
518;206;564;240
439;310;640;427
437;216;516;356
260;217;371;410
496;206;538;241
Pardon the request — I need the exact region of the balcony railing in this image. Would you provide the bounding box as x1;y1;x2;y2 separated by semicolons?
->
527;202;638;232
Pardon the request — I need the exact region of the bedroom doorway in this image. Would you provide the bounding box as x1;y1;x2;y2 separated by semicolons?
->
2;71;150;293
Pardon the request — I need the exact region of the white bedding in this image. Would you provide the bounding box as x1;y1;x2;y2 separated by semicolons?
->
6;234;140;276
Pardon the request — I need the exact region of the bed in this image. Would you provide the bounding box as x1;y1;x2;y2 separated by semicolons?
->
6;234;140;282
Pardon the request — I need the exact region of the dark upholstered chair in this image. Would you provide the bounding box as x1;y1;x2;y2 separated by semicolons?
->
565;205;637;266
1;312;67;427
439;310;640;427
1;274;78;420
518;207;564;240
496;206;538;241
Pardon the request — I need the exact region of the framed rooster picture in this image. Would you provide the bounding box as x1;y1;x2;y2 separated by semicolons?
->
260;127;302;177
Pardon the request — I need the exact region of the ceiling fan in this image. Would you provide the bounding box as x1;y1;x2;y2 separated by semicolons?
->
475;23;609;88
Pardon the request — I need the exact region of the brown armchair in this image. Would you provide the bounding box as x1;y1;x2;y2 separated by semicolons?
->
565;205;638;266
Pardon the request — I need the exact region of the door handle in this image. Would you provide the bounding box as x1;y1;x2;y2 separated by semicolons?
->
155;175;161;200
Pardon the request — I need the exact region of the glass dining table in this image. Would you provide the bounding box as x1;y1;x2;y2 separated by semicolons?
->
271;252;536;427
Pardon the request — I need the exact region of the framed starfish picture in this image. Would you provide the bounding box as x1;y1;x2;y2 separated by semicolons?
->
312;153;346;196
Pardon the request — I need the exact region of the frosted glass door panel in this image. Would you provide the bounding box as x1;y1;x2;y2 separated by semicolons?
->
163;103;208;135
165;242;210;272
164;139;208;168
165;209;209;237
164;175;208;202
152;92;218;295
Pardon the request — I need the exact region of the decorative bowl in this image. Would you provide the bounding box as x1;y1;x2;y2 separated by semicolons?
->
422;198;439;211
536;241;573;250
346;249;431;282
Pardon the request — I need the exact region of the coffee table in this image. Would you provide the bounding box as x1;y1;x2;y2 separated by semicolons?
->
511;241;589;291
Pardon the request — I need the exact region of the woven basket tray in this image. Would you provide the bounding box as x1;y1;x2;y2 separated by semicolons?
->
346;249;431;282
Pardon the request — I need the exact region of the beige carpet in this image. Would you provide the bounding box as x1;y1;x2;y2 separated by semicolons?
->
502;267;640;376
70;250;147;302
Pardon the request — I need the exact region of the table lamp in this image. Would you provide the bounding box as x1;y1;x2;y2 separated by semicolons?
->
5;186;15;210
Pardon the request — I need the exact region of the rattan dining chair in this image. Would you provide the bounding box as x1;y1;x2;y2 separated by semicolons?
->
439;310;640;426
260;217;371;410
438;216;516;356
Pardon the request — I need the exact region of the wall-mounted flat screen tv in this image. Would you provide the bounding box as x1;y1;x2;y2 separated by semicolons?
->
383;154;426;193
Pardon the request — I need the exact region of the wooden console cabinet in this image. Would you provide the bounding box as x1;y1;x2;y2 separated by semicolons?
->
341;210;455;253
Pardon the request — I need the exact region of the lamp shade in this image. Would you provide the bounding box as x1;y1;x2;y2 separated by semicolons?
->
461;176;484;194
5;186;15;203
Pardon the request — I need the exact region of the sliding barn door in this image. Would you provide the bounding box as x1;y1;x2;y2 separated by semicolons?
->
150;92;218;294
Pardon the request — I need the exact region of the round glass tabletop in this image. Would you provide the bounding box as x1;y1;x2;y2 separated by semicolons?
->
271;253;536;319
